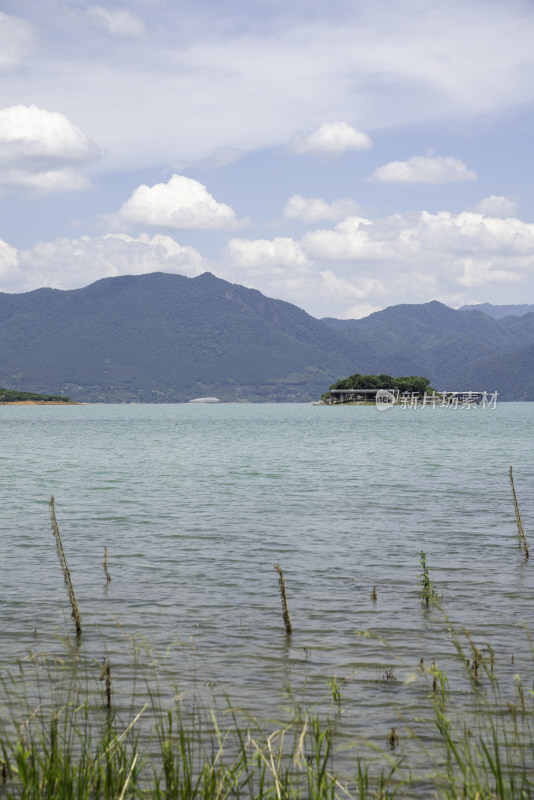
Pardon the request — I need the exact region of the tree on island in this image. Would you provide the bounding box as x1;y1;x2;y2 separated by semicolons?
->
321;373;432;403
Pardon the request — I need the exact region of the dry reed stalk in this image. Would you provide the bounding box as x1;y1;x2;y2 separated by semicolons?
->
387;728;399;749
100;659;111;710
103;546;112;582
509;466;529;559
49;496;82;635
117;753;138;800
274;564;292;636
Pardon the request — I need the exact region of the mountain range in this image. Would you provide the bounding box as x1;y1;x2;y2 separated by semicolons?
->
459;303;534;319
0;272;533;401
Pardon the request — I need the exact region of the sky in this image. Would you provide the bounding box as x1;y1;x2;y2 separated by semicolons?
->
1;0;534;319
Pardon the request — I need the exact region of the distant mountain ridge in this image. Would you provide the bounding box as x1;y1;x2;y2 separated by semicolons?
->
0;272;373;402
1;272;533;401
459;302;534;319
322;301;534;395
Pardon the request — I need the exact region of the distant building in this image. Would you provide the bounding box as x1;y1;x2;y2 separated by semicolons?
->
188;397;221;403
329;388;399;404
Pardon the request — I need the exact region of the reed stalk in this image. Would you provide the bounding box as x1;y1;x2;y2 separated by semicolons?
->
274;564;292;636
509;465;529;559
49;496;82;636
100;659;111;710
103;546;112;582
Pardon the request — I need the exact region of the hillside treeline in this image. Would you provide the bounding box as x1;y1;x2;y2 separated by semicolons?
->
0;388;72;403
322;373;432;402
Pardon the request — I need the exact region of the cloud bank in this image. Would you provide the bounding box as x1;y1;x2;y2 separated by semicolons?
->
0;233;204;292
4;1;534;169
220;207;534;316
3;204;534;318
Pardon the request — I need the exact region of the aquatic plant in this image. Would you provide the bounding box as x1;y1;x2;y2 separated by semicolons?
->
509;465;529;559
326;675;342;712
418;550;441;607
431;660;449;694
103;546;112;583
274;563;292;636
49;495;82;636
386;728;399;750
99;658;111;710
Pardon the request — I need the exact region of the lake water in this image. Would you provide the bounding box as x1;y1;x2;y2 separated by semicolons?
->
1;402;534;773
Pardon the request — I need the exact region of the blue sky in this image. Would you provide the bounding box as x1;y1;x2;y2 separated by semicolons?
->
1;0;534;318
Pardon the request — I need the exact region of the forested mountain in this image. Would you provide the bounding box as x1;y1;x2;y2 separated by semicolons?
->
1;272;533;401
322;302;534;397
458;303;534;319
0;272;376;402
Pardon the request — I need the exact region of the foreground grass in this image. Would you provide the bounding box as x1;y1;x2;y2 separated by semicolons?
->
1;628;534;800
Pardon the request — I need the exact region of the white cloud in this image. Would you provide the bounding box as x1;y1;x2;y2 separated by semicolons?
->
0;237;20;285
0;105;100;192
469;195;519;218
301;217;388;261
319;270;385;300
454;258;519;288
220;238;384;316
301;210;534;294
283;195;363;223
226;237;307;269
114;175;240;230
341;303;383;320
289;121;373;156
16;233;205;292
87;6;145;37
370;156;477;184
0;12;33;73
302;210;534;263
0;105;99;163
0;168;91;193
195;148;243;169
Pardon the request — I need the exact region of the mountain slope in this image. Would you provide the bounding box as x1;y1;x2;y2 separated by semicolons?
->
459;302;534;319
2;273;534;401
0;272;377;402
452;338;534;400
322;302;534;391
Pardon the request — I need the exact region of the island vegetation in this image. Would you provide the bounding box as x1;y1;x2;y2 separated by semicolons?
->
0;387;73;404
321;373;432;403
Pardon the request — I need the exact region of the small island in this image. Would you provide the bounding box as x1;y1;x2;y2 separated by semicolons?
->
319;373;432;405
0;387;76;405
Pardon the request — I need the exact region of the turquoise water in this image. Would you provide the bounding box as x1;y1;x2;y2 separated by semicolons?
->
1;402;534;757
